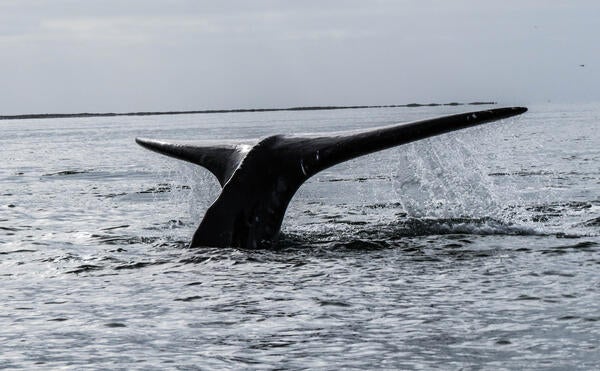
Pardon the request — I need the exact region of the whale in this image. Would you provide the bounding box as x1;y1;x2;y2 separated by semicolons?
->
136;107;527;248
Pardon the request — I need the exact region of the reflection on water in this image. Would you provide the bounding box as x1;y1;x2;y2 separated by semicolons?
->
1;104;599;369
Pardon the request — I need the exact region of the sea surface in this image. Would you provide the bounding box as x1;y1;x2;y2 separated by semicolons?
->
1;104;599;369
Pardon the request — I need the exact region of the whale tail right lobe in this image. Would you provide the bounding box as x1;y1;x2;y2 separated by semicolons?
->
272;107;528;181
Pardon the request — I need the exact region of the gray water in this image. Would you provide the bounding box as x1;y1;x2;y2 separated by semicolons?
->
1;104;599;369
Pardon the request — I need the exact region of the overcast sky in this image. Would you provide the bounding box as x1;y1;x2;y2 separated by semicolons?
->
1;0;598;115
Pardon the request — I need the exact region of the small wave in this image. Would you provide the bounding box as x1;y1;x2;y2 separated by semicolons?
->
276;217;537;251
576;216;600;227
90;233;161;245
0;226;20;232
0;225;33;232
63;256;177;275
42;169;95;177
104;322;127;328
330;239;390;250
101;224;130;231
526;200;596;213
66;264;103;274
389;217;537;237
488;170;554;177
541;241;598;256
96;192;127;199
0;249;37;255
321;175;390;183
174;295;203;302
114;261;168;270
136;183;191;194
144;219;188;231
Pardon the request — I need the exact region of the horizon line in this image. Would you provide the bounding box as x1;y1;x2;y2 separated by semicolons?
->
0;101;497;121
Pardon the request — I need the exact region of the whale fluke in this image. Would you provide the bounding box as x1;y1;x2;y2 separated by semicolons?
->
137;107;527;248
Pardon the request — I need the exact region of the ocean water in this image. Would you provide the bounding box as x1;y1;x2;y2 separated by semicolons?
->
1;104;599;369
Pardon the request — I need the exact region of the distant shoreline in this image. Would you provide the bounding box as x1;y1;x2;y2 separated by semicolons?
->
0;101;496;121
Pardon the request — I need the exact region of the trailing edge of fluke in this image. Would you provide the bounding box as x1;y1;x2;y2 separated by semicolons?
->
136;107;527;249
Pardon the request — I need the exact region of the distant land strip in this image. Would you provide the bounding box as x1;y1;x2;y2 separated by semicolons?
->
0;101;496;121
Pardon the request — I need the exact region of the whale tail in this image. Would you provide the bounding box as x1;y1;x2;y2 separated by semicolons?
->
136;107;527;248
